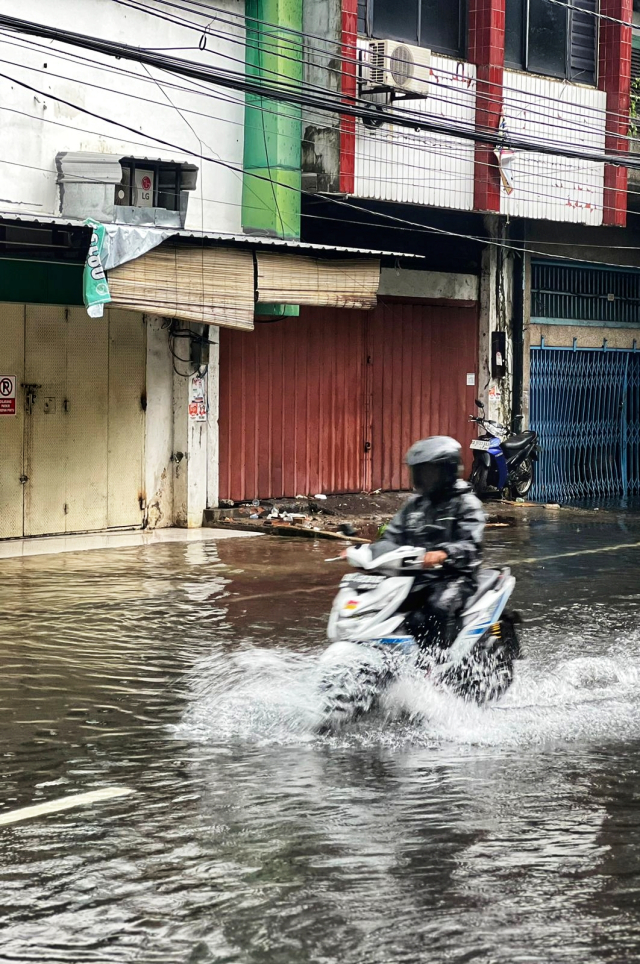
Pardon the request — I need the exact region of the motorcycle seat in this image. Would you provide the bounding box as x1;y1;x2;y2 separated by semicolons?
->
464;569;502;609
501;431;535;454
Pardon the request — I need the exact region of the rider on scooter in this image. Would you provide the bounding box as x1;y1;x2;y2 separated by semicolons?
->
373;436;486;646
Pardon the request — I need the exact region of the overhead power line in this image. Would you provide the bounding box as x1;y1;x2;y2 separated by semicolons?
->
0;13;637;171
0;13;635;161
105;0;638;140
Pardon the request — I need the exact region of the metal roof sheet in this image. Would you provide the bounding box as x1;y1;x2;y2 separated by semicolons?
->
0;215;426;259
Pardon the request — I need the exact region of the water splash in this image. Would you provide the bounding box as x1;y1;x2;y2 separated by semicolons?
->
177;630;640;750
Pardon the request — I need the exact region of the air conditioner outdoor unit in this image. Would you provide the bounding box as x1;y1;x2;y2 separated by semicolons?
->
367;39;431;96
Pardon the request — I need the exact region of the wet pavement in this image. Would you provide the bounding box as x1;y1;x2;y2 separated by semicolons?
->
2;515;640;963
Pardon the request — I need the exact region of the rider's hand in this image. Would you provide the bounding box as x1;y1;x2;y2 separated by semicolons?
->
423;550;447;569
339;549;348;559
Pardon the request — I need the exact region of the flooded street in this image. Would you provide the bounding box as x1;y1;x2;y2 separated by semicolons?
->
2;517;640;963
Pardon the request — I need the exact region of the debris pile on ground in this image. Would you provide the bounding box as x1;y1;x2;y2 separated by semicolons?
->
203;492;410;541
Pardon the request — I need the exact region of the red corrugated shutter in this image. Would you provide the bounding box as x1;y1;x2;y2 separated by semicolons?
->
369;302;479;490
219;301;478;500
219;308;367;500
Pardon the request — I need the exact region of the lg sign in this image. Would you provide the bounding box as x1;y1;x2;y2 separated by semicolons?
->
0;375;16;416
135;169;155;208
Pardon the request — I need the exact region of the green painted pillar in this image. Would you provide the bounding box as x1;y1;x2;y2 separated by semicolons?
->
243;0;302;316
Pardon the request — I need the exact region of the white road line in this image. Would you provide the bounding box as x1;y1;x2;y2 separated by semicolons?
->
503;540;640;567
0;787;135;827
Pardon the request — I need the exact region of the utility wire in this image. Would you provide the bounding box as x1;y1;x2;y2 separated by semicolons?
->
104;0;637;148
104;0;640;128
0;15;637;172
0;18;639;270
0;20;634;157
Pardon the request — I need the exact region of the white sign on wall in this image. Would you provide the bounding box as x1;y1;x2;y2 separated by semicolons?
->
134;169;155;208
0;375;16;416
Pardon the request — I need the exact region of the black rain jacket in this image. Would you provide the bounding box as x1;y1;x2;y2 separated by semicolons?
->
371;480;486;580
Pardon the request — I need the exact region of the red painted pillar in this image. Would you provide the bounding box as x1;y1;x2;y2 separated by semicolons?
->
599;0;632;227
340;0;358;194
469;0;505;213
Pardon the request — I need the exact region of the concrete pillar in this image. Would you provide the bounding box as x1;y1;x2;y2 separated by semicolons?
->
145;315;174;529
173;325;218;529
469;0;505;213
478;225;514;430
599;0;632;226
144;318;219;529
206;326;220;511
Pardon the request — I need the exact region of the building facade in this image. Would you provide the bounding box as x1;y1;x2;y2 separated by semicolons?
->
298;0;640;503
1;0;638;541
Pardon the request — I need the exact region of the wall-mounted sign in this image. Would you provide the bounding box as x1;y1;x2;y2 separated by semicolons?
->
0;375;16;415
189;374;207;421
134;169;155;208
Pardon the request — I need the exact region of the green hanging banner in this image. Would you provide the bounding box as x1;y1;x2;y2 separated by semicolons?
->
83;218;111;318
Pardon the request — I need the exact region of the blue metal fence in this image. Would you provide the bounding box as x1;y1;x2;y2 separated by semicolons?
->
530;345;640;503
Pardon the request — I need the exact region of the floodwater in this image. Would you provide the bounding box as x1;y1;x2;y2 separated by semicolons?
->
2;516;640;963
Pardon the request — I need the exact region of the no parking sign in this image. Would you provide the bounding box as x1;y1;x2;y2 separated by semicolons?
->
0;376;16;416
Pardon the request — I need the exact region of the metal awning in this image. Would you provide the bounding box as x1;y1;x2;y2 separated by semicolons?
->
0;215;426;261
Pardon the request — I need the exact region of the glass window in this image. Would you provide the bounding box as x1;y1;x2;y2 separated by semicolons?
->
527;0;568;78
570;0;597;84
502;0;596;83
421;0;463;57
158;168;180;211
372;0;419;45
505;0;524;69
370;0;464;56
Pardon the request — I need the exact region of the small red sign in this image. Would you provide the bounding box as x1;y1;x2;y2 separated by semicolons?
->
141;175;152;191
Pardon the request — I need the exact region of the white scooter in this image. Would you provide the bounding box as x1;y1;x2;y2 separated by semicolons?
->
317;544;520;731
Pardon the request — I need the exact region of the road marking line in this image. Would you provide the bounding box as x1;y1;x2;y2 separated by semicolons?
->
504;540;640;567
229;585;330;604
0;787;135;827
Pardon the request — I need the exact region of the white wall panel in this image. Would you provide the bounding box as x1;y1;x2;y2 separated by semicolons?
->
501;72;606;224
0;0;244;236
355;51;476;210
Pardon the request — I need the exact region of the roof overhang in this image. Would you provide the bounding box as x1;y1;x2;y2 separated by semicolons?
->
0;215;427;261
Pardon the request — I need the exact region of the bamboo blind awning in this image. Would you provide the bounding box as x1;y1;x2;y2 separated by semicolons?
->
107;246;255;329
256;253;380;309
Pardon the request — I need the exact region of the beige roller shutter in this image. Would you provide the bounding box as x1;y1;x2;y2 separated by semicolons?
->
108;246;255;329
256;253;380;309
65;307;109;533
23;306;68;537
107;310;146;529
0;304;25;539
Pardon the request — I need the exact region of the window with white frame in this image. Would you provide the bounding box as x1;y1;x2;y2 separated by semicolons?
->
505;0;598;85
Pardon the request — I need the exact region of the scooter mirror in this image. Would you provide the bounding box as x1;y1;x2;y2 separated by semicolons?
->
475;399;484;409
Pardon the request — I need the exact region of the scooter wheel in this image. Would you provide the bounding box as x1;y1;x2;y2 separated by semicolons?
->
440;640;515;705
470;463;489;498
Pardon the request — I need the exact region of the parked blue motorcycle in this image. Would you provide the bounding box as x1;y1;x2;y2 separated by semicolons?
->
469;400;539;500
